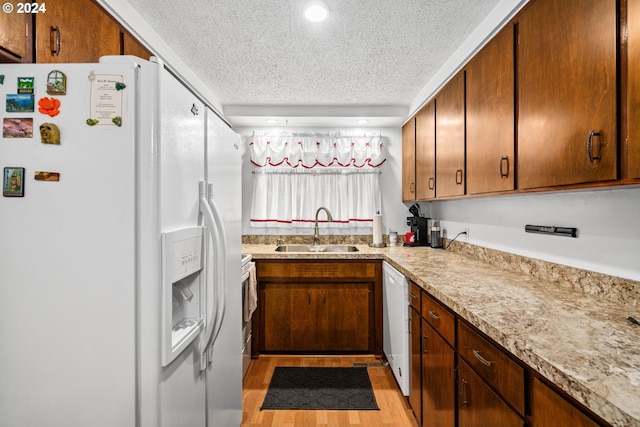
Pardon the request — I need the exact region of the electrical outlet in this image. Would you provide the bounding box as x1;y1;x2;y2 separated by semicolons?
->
463;227;469;242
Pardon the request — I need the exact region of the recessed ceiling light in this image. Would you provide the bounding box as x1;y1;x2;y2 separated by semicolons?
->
265;119;277;124
304;1;328;22
356;119;369;124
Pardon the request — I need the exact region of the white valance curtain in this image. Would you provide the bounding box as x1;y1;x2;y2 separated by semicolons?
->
250;131;385;168
249;131;385;229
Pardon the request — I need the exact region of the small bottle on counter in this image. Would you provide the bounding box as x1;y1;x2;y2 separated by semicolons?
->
430;225;442;248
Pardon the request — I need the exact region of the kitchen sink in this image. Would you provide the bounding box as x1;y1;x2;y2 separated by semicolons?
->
275;244;359;252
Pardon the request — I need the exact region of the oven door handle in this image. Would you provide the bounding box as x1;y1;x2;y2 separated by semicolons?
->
241;270;250;282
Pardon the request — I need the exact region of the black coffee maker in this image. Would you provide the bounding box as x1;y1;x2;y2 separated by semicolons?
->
406;203;430;246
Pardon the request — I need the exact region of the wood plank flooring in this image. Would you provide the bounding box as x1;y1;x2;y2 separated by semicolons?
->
242;355;419;427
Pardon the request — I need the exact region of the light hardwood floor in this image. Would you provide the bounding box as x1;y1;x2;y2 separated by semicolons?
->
242;355;419;427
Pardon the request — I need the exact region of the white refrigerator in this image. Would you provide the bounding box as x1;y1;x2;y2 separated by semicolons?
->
0;56;242;427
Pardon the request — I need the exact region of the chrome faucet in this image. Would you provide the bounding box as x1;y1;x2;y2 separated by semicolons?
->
313;207;333;246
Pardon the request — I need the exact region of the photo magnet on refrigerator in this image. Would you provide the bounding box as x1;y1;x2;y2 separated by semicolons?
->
2;118;33;138
3;167;25;197
34;171;60;182
6;94;34;112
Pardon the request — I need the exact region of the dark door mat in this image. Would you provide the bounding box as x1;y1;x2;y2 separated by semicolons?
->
260;366;380;410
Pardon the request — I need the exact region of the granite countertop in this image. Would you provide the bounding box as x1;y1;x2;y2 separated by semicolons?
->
243;243;640;427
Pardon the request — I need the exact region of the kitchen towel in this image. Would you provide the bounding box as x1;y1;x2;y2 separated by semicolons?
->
244;263;258;322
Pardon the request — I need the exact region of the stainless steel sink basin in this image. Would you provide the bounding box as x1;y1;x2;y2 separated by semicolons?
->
275;244;359;253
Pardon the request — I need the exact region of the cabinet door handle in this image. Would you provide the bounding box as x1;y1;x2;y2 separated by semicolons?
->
472;349;494;367
499;156;509;178
409;292;418;301
308;291;311;305
428;177;435;190
422;333;428;353
323;291;326;304
410;182;415;193
455;169;463;185
428;310;440;321
50;26;61;56
460;378;469;406
586;130;602;162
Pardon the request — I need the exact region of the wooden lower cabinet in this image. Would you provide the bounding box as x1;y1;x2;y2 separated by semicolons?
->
263;282;372;352
409;305;422;424
421;320;455;427
256;260;380;354
530;377;600;427
458;358;524;427
407;287;606;427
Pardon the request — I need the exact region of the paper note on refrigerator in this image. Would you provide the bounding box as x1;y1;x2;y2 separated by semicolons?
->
89;74;124;126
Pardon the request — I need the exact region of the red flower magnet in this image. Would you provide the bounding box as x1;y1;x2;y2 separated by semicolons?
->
38;97;61;117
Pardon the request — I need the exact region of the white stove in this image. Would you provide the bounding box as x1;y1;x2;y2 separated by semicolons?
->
241;254;255;378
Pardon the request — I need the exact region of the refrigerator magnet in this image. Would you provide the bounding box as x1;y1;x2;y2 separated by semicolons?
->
0;75;4;85
2;118;33;138
39;123;60;145
34;171;60;182
17;77;34;94
6;94;34;113
46;70;66;95
37;97;61;117
3;167;25;197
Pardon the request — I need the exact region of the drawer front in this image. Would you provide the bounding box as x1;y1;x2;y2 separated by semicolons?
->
458;321;525;415
258;260;377;279
422;292;455;346
458;357;525;427
409;281;421;311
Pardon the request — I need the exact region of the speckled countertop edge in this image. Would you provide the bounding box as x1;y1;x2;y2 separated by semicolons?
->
242;243;640;427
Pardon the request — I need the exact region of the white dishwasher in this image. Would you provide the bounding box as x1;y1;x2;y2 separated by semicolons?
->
382;261;410;396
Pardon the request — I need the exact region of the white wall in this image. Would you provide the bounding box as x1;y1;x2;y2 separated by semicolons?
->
236;126;408;238
418;188;640;281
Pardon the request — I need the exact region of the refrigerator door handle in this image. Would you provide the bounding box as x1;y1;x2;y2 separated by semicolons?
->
205;183;228;354
198;184;222;370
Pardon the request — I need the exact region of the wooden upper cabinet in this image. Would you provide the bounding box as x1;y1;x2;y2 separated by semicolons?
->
436;72;466;198
627;0;640;179
0;3;33;62
123;32;153;60
517;0;617;189
402;117;417;201
415;100;436;200
35;0;121;63
466;24;515;194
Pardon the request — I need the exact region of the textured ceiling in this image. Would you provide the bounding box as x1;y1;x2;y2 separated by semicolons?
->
124;0;502;125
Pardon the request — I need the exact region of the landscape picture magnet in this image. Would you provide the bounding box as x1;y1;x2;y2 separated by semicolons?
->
17;77;34;94
6;94;34;113
2;118;33;138
3;167;25;197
